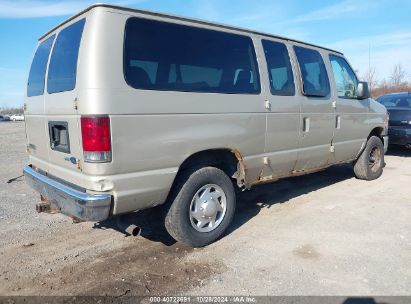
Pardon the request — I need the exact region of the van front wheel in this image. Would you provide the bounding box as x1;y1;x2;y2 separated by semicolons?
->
165;167;236;247
354;136;384;180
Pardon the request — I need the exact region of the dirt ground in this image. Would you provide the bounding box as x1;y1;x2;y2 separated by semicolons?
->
0;122;410;298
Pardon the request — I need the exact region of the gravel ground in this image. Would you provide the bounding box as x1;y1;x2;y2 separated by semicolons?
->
0;121;410;298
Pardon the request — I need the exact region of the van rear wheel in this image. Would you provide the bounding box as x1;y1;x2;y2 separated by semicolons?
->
354;136;384;180
165;167;236;247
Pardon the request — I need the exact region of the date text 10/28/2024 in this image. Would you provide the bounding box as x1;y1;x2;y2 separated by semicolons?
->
149;296;257;303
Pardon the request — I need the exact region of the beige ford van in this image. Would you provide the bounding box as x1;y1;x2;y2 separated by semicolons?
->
23;4;388;247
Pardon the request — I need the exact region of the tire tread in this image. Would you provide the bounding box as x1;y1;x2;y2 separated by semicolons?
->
354;136;384;180
164;166;236;247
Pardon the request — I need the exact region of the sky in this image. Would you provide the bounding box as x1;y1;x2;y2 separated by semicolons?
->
0;0;410;107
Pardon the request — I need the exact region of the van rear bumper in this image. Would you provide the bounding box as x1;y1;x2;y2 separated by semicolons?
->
23;165;112;222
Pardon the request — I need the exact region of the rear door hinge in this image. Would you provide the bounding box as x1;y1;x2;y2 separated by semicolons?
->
332;101;337;109
330;145;335;153
74;98;78;110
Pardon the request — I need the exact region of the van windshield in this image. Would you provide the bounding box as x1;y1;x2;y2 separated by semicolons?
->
27;35;55;97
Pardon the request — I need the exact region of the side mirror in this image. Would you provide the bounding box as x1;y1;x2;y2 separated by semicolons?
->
357;81;370;99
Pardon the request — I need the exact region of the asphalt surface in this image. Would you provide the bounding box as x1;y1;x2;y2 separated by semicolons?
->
0;121;410;299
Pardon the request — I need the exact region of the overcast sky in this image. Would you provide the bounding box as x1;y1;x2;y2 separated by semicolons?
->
0;0;410;107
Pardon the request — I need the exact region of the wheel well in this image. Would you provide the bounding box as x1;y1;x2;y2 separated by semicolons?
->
177;149;244;187
369;127;384;141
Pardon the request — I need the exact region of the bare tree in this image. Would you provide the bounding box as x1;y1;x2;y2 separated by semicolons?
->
390;64;406;87
363;67;378;93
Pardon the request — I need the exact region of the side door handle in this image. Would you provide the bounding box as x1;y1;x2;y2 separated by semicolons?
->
303;117;310;133
336;115;341;129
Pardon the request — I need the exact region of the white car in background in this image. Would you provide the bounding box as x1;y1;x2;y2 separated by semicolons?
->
10;114;24;121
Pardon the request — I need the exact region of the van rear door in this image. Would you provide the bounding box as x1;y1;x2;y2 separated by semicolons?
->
25;35;55;173
25;18;86;176
44;19;86;174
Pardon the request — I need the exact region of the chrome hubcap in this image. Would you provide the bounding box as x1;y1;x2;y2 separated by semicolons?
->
189;184;227;233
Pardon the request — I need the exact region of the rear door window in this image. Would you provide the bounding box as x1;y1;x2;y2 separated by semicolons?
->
262;40;295;96
27;35;55;97
294;46;330;97
124;17;260;94
47;19;85;94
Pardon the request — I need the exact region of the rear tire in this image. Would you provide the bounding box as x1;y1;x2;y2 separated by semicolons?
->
165;167;236;247
354;136;384;180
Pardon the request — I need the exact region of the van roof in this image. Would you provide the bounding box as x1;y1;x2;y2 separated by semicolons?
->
39;3;343;55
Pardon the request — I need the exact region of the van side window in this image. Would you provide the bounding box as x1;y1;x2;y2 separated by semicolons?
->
294;46;330;97
180;65;223;88
329;55;358;99
27;35;55;97
262;40;295;96
124;17;260;94
130;60;158;84
47;19;85;94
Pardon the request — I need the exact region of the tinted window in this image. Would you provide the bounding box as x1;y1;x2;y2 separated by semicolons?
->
294;46;330;97
27;35;55;97
262;40;295;96
124;17;260;94
329;55;358;98
130;60;158;83
47;19;85;94
377;96;411;108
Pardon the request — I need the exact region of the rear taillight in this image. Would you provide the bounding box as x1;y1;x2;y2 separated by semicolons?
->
81;116;112;163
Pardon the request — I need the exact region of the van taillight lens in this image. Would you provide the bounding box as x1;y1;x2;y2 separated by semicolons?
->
81;116;112;163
